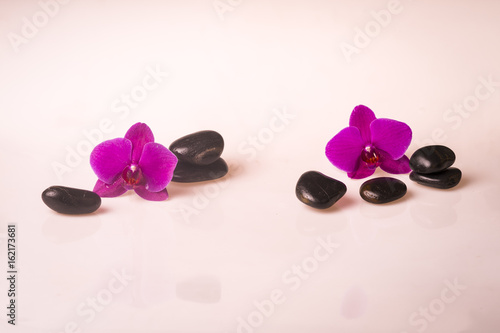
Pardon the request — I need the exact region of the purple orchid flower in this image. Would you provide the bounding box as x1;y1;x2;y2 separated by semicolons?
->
325;105;412;179
90;122;178;201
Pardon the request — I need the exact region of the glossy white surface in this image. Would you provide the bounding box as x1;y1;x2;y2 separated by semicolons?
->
1;1;500;332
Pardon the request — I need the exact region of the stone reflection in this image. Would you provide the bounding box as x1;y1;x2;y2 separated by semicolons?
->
176;276;221;304
351;199;408;244
349;216;377;244
295;196;353;236
410;189;461;229
341;285;367;319
42;214;102;244
295;211;349;236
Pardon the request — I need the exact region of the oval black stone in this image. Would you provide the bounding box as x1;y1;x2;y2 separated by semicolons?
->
169;130;224;166
295;171;347;209
409;145;455;174
172;158;228;183
409;167;462;189
42;186;101;214
360;177;407;204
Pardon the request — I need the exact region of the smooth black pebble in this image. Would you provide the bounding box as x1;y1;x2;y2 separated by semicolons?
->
42;186;101;214
409;167;462;189
172;158;228;183
409;145;455;174
169;130;224;165
360;177;407;204
295;171;347;209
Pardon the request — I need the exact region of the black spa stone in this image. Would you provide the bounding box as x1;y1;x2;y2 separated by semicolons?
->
360;177;407;204
172;158;228;183
295;171;347;209
169;130;224;166
409;167;462;189
409;145;456;174
42;186;101;214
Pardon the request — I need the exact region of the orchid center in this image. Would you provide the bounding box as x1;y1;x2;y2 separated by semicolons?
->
361;146;381;169
122;164;143;187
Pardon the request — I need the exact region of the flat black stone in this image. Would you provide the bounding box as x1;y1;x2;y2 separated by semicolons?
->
172;158;228;183
360;177;407;204
42;186;101;214
409;145;455;174
409;167;462;189
169;130;224;166
295;171;347;209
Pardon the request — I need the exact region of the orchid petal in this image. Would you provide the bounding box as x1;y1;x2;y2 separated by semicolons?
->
93;178;128;198
370;118;412;160
139;142;178;192
347;159;376;179
379;153;411;174
125;122;155;163
134;187;168;201
90;138;132;184
349;105;376;144
325;127;364;173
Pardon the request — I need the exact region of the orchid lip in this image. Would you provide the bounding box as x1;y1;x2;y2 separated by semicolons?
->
122;164;144;188
361;145;381;169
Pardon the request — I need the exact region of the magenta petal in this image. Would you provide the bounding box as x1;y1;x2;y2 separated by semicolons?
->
93;179;128;198
325;127;364;172
349;105;377;144
379;153;411;174
134;187;168;201
370;118;412;160
139;142;178;192
125;123;155;163
90;138;132;184
347;159;376;179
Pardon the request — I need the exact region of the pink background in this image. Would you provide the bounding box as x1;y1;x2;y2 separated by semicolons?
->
1;0;499;332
